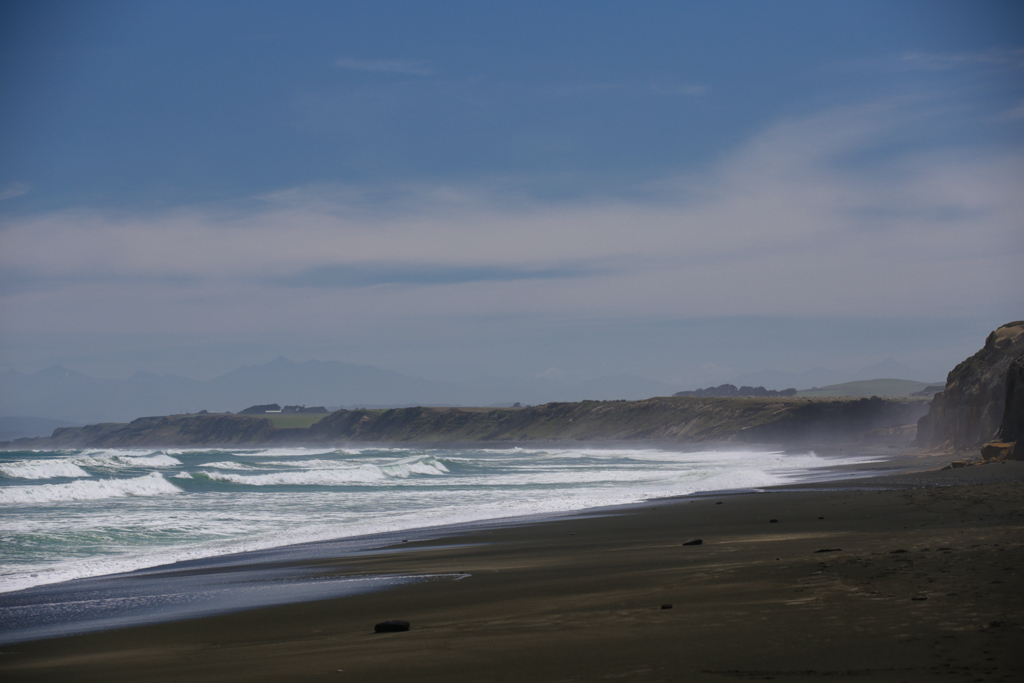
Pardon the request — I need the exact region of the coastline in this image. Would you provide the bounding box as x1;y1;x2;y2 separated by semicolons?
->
2;453;1022;681
0;441;918;596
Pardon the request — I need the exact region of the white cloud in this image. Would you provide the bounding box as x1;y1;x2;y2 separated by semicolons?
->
993;101;1024;121
333;57;433;76
901;48;1024;71
1;102;1021;341
650;83;706;96
0;182;30;201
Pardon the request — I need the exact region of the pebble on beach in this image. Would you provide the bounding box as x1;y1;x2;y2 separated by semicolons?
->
374;620;410;633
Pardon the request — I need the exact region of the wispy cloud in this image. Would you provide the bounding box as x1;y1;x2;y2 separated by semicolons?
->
901;48;1024;71
268;263;605;289
0;182;30;201
993;101;1024;121
650;83;706;97
333;57;433;76
1;102;1020;338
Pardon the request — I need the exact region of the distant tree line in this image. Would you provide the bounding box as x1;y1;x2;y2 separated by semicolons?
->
239;403;328;414
674;384;797;398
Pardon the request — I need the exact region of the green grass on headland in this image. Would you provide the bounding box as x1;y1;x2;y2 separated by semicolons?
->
797;378;942;398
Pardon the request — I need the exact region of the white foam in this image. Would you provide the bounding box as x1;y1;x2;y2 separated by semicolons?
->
0;459;91;480
198;466;386;485
201;461;261;470
198;456;450;485
232;447;345;458
0;446;897;594
73;453;183;469
0;472;181;504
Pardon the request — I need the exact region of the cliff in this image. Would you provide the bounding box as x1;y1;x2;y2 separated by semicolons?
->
917;321;1024;451
8;414;275;449
2;396;929;449
304;396;927;445
999;353;1024;448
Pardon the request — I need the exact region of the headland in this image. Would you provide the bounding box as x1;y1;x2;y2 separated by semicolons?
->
4;395;931;450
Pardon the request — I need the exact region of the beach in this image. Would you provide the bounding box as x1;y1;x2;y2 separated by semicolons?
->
1;458;1022;682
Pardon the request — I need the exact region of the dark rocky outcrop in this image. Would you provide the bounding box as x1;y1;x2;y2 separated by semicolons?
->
917;322;1024;452
999;353;1024;447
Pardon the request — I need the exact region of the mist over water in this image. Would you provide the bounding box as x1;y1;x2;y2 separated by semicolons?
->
0;446;890;593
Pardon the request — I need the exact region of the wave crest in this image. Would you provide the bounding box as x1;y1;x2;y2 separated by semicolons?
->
0;459;91;480
73;453;183;469
197;456;450;486
0;472;181;504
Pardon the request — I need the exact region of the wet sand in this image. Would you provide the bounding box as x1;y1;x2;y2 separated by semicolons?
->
2;460;1023;682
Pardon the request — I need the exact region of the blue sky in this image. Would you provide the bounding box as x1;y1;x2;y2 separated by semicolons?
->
1;1;1022;389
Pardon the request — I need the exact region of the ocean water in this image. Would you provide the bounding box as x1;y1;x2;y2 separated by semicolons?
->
0;445;890;594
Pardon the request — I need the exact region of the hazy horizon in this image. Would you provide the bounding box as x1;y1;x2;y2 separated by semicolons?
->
2;2;1021;394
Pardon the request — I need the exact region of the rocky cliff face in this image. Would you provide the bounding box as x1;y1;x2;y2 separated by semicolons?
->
306;396;927;445
917;321;1024;451
999;353;1024;447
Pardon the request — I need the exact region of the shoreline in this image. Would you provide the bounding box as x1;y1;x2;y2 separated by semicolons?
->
0;442;922;597
0;447;964;641
3;455;1022;680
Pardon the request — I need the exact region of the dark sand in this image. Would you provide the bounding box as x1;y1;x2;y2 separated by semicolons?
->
2;460;1023;682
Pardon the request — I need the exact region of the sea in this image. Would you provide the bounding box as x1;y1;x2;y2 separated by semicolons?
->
0;444;895;597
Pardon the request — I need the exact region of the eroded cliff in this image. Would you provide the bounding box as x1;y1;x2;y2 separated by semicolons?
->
917;321;1024;451
999;353;1024;449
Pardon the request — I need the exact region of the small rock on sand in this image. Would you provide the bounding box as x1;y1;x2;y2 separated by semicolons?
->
374;620;410;633
682;538;703;546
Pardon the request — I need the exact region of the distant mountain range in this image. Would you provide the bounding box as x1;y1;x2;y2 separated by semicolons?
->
0;356;941;425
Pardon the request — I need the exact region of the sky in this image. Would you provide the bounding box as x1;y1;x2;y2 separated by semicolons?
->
1;0;1022;389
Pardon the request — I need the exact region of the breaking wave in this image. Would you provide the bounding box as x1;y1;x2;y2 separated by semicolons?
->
0;459;91;480
197;456;450;486
0;472;181;504
73;453;183;469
